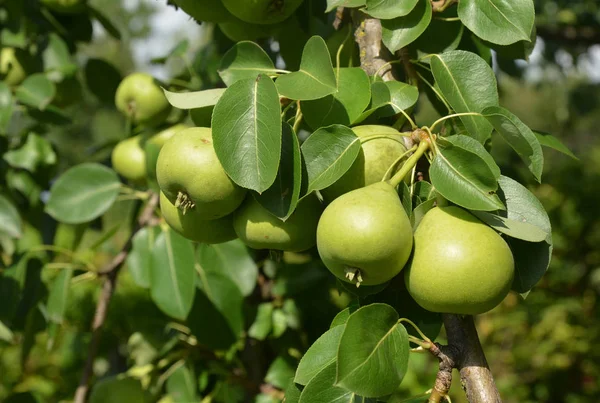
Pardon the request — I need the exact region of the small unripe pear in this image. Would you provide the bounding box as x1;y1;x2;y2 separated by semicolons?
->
160;192;236;244
405;206;515;315
233;194;322;252
111;135;146;182
317;181;413;286
321;125;407;202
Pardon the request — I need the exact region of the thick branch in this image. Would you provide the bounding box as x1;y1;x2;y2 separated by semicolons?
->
443;314;502;403
353;12;396;81
74;192;159;403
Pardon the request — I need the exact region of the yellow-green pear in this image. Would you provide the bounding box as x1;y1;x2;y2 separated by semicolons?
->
404;206;515;315
317;181;413;286
233;194;322;252
160;192;236;244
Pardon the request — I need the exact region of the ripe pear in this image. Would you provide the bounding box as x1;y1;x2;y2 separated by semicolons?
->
320;125;407;202
317;181;413;287
156;127;246;220
404;206;515;315
233;194;322;252
160;192;236;244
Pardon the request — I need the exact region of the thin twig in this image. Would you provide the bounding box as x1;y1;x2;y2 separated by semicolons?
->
74;192;159;403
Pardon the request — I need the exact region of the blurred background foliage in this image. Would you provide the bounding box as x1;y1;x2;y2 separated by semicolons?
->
0;0;599;402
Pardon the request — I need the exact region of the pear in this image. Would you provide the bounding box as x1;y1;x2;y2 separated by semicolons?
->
404;206;514;315
233;194;322;252
160;192;236;244
317;181;413;287
320;125;407;202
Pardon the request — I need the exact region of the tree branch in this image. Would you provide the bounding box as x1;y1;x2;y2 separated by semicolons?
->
353;11;396;81
442;314;502;403
74;192;159;403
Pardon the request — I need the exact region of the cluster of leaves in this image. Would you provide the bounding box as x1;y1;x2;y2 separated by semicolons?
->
0;0;584;402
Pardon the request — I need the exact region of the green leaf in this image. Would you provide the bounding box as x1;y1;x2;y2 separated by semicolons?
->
218;41;277;86
248;302;274;340
302;68;371;129
254;123;302;220
414;9;464;54
88;6;121;40
431;51;498;143
411;198;436;229
472;176;551;243
196;239;258;297
196;268;244;340
150;228;196;320
3;133;57;172
265;355;296;389
167;363;197;403
330;307;353;328
43;33;77;80
0;195;22;238
163;88;225;110
46;269;73;324
0;82;13;133
300;125;361;194
15;74;56;110
412;180;436;205
326;0;366;12
509;236;552;295
430;136;504;211
272;308;287;338
45;163;121;224
458;0;534;46
363;0;418;19
188;287;238;350
298;363;354;403
284;380;303;403
276;36;337;101
126;226;160;289
381;0;432;52
482;106;543;181
295;325;345;385
0;320;14;343
84;59;122;104
533;130;577;160
364;81;419;120
212;75;281;193
336;303;409;397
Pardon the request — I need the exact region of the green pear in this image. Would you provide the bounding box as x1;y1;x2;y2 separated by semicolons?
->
115;72;171;127
233;194;322;252
320;125;407;202
404;206;515;315
317;181;413;287
111;135;147;182
156;127;246;220
160;192;236;244
0;48;38;86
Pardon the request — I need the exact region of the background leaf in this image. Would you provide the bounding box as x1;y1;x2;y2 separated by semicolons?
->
125;226;160;289
15;74;56;110
149;228;196;320
212;75;281;193
45;163;121;224
167;363;197;403
300;125;360;194
0;195;22;238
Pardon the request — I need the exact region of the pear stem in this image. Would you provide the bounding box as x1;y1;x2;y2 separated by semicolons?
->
388;140;430;188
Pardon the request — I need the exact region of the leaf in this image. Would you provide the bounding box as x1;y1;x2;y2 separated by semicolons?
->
533;130;577;160
149;228;196;320
381;0;432;52
196;239;258;297
0;81;13;133
0;195;22;238
336;303;409;397
218;41;278;86
212;75;281;193
45;163;121;224
298;363;354;403
300;125;361;194
326;0;366;12
195;268;244;340
482;106;543;181
458;0;534;46
472;176;550;242
508;236;552;295
46;269;73;324
365;81;419;119
0;320;14;343
363;0;419;19
430;136;504;211
84;59;122;104
272;308;287;338
302;68;371;129
415;9;464;54
295;325;345;385
265;355;296;389
3;133;57;172
163;88;225;110
167;364;197;403
276;36;337;101
330;307;352;329
15;74;56;110
43;33;77;81
126;226;160;289
248;302;274;340
254;123;302;220
431;51;498;143
89;6;121;40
